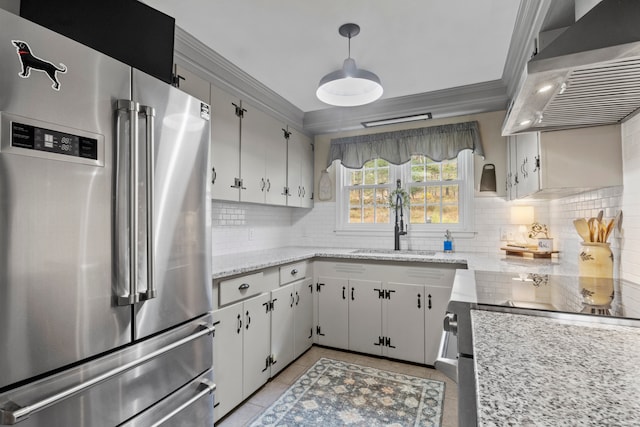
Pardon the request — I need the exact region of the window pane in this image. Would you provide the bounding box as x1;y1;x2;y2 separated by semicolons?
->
409;186;425;204
443;205;459;223
364;169;376;185
426;162;440;181
378;167;389;184
349;189;362;205
363;189;374;204
427;205;441;223
377;207;390;223
349;207;362;223
442;159;458;180
426;186;441;203
410;206;425;224
375;188;389;205
363;206;375;223
442;185;459;203
376;159;389;167
350;170;363;185
411;155;425;165
411;165;425;182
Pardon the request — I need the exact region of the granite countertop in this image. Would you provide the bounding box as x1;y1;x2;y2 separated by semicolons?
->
471;310;640;426
211;246;574;279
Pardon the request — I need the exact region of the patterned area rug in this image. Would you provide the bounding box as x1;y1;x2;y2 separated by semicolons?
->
249;357;445;426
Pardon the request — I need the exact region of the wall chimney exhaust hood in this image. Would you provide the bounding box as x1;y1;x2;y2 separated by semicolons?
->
502;0;640;136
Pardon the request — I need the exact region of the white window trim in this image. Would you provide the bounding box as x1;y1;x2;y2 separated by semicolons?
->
335;151;475;237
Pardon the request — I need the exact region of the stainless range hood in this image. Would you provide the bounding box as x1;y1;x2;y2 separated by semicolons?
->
503;0;640;135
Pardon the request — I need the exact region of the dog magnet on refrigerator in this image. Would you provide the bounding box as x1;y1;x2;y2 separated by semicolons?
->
11;40;67;90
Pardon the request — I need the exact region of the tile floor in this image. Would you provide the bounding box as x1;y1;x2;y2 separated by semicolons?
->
216;346;458;427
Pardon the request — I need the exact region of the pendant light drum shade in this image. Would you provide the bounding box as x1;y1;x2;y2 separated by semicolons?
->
316;23;383;107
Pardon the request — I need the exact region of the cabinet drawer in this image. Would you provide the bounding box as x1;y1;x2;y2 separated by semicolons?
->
279;262;307;285
219;272;264;306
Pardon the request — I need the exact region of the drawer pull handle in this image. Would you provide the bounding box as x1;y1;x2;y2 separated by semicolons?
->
239;283;250;290
290;269;298;276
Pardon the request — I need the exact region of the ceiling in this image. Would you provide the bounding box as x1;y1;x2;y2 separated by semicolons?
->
141;0;521;113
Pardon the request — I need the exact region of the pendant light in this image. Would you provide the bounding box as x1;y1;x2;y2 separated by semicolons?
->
316;23;383;107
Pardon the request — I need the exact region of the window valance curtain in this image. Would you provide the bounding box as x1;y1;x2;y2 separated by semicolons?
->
327;120;484;169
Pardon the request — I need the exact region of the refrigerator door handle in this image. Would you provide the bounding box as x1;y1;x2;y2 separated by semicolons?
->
116;99;141;306
139;105;156;301
147;380;216;427
0;323;215;425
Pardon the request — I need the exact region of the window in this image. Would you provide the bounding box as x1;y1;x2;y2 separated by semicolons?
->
336;151;474;233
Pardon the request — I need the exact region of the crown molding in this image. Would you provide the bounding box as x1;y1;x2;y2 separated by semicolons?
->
173;2;550;137
303;80;509;135
173;26;306;133
501;0;553;98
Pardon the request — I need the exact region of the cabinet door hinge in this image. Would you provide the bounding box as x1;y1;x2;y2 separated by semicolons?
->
263;299;277;313
385;337;396;348
373;336;384;346
374;288;384;299
232;102;246;119
384;289;396;299
316;325;325;336
282;128;291;140
316;282;324;292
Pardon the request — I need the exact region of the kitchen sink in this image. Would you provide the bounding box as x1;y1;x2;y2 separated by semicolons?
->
502;300;557;310
351;249;436;256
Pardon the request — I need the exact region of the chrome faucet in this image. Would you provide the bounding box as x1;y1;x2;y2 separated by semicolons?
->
394;179;407;250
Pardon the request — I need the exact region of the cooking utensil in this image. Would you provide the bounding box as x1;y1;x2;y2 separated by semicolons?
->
479;164;497;192
604;219;615;242
587;217;596;242
573;218;590;242
597;210;603;222
615;210;623;235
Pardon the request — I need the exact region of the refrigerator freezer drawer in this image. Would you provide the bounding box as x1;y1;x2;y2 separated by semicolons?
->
0;314;214;426
120;369;215;427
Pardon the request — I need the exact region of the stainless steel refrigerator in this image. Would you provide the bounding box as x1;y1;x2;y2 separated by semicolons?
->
0;9;214;426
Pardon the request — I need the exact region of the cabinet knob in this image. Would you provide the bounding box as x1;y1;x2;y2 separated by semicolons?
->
290;269;298;276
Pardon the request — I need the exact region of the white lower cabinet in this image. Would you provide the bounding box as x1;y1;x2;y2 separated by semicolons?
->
212;293;271;422
384;282;425;364
293;278;314;359
314;261;458;365
270;284;296;376
270;278;314;377
348;279;383;355
316;276;349;349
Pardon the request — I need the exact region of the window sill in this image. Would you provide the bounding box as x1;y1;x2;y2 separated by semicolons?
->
334;228;477;239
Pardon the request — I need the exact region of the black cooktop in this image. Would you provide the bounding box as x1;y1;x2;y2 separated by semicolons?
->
469;271;640;320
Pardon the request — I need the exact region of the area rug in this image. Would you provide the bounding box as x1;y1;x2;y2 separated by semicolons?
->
249;357;445;427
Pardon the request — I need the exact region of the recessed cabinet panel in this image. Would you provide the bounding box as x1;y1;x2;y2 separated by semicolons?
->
212;303;243;422
316;276;349;349
270;284;295;376
210;85;241;201
242;293;271;397
348;279;383;355
384;282;425;364
294;278;314;358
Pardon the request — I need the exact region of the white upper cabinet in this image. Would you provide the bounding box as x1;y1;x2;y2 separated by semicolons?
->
241;106;287;205
506;124;622;199
210;85;241;202
173;64;211;103
286;129;314;208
